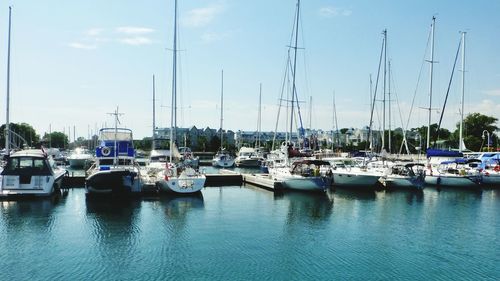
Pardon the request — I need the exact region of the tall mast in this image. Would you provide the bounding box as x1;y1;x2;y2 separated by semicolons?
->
220;69;224;150
308;96;312;131
289;0;300;141
152;74;156;151
426;16;436;149
382;29;387;152
459;32;466;152
5;7;12;155
388;59;392;153
169;0;178;163
256;83;262;148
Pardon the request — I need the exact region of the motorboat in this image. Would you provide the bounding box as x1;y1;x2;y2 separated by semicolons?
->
85;124;142;195
268;159;331;192
327;158;382;190
67;147;94;168
235;147;264;167
379;163;426;190
0;149;67;197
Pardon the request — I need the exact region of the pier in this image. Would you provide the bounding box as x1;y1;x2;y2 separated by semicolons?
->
61;170;279;191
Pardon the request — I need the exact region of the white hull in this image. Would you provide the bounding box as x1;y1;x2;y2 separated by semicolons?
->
269;166;329;192
381;176;425;190
235;158;261;167
0;172;66;197
158;175;206;194
425;174;480;188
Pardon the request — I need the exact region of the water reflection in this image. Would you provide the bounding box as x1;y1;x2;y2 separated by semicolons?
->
159;193;205;220
274;191;334;224
384;189;424;205
332;188;377;201
0;196;62;231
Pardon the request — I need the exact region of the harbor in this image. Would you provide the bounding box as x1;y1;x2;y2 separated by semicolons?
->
0;0;499;280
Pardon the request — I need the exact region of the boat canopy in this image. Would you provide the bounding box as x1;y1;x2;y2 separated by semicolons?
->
292;160;330;166
99;128;133;141
426;149;463;158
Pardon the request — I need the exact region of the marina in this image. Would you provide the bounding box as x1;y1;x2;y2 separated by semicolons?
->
0;1;499;280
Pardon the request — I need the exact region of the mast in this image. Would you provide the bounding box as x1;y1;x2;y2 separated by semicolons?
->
388;59;392;153
152;74;156;151
382;29;387;152
219;69;224;150
169;0;178;163
289;0;300;142
426;16;436;149
107;107;123;167
5;7;12;155
459;31;466;152
256;83;262;148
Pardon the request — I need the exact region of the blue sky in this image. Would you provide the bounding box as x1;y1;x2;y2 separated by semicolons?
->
1;0;499;140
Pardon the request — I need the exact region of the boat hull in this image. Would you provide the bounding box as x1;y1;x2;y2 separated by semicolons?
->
280;176;329;192
0;173;66;197
158;175;206;194
332;172;381;190
235;158;261;167
382;176;425;190
424;174;480;188
86;169;141;194
212;159;235;168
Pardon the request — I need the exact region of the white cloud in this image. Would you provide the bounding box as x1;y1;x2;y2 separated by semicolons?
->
201;31;228;43
68;42;97;50
319;7;352;18
182;4;224;28
86;28;104;37
483;89;500;96
118;37;153;46
116;26;154;34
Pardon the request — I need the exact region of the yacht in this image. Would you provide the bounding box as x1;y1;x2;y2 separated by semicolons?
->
425;158;482;188
235;147;264;167
67;147;94;168
326;158;382;190
85;124;142;195
212;149;235;168
0;149;67;197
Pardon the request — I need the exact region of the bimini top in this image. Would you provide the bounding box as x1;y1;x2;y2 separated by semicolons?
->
426;149;463;158
292;160;331;166
99;128;133;141
440;158;482;165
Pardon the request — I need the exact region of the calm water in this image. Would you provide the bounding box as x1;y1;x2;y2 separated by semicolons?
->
0;185;498;280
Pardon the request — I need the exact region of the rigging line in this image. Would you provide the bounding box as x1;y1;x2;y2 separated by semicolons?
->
434;37;462;146
404;27;432;132
272;49;291;150
365;36;385;154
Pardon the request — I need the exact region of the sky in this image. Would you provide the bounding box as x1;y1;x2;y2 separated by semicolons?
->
0;0;499;140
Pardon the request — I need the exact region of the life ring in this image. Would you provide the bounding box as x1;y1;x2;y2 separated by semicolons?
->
101;146;111;156
494;165;500;172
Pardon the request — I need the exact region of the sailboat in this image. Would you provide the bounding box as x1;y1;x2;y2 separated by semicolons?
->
212;70;235;168
157;0;206;193
266;0;332;192
423;27;481;188
235;83;265;167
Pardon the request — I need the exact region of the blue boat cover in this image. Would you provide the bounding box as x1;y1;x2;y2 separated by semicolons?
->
426;149;463;158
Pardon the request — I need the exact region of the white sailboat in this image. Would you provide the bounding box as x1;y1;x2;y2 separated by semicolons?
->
212;70;235;168
157;0;205;193
424;30;480;188
266;0;331;192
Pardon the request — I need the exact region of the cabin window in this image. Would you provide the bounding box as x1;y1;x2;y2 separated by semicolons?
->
2;157;51;175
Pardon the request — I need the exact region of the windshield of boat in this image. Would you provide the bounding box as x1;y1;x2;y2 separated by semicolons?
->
1;157;52;176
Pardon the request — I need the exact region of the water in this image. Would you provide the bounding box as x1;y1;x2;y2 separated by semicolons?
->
0;186;498;280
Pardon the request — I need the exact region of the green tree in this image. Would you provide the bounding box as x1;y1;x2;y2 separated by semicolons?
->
451;113;498;151
0;122;40;149
43;131;68;148
414;123;451;149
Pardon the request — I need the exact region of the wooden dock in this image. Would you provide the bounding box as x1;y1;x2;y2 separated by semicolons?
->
61;170;277;191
